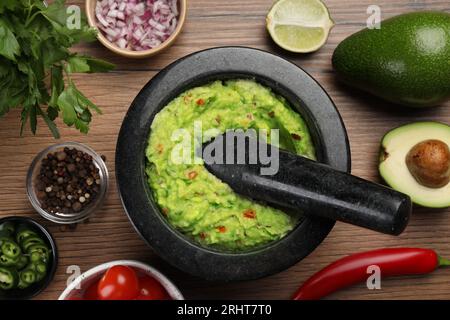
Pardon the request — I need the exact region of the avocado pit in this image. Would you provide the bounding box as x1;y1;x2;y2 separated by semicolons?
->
405;139;450;188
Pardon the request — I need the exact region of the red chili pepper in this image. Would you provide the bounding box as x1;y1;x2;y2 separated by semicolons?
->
188;171;198;180
292;248;450;300
243;209;256;219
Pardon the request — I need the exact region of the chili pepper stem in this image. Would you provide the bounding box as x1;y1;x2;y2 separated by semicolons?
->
438;256;450;267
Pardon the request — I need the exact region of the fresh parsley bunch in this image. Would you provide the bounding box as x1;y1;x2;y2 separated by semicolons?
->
0;0;115;138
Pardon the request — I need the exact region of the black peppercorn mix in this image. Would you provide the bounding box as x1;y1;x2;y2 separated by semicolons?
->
35;147;105;215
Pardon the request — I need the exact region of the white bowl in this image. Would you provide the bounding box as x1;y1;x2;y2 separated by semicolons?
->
58;260;184;300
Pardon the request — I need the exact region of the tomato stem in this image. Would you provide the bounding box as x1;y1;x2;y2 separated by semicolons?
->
438;256;450;267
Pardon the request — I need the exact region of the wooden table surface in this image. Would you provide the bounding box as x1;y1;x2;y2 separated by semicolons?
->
1;0;449;300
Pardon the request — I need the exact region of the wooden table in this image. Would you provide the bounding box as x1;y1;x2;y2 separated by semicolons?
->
1;0;449;300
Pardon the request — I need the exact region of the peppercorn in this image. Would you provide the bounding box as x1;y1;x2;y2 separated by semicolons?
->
86;177;94;186
36;191;46;200
72;202;82;212
35;147;105;215
67;163;76;173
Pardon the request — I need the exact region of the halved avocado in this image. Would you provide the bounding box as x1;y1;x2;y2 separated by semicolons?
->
379;122;450;208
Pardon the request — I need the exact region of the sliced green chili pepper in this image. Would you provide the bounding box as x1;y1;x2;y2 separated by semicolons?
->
16;255;28;270
0;231;13;247
1;240;21;259
0;229;12;238
27;244;50;262
21;236;45;252
35;262;47;275
19;268;37;284
16;228;38;244
18;279;31;289
0;267;19;290
0;254;19;267
0;224;50;290
27;261;47;282
30;251;44;263
0;222;15;235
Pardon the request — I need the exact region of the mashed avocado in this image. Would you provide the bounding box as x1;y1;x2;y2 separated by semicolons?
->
146;80;315;251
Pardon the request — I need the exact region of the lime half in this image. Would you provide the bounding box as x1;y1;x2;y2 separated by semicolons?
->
266;0;334;53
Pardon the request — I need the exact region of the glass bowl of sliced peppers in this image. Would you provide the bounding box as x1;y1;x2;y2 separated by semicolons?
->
0;216;58;300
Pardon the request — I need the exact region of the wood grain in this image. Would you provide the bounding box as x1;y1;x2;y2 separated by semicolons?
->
0;0;449;300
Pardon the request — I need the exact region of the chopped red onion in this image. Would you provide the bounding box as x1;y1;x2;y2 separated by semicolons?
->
95;0;180;51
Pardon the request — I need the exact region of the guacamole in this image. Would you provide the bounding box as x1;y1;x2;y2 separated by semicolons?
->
146;80;315;251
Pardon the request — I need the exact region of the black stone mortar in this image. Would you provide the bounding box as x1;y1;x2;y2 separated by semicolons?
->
116;47;351;281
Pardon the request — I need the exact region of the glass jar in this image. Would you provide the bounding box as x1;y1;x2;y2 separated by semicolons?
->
26;142;109;224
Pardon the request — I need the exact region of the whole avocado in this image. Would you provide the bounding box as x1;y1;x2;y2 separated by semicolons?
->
332;11;450;107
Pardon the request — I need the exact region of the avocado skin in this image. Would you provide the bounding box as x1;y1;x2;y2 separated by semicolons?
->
332;11;450;108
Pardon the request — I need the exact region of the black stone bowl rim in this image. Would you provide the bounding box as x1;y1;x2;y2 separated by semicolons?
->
116;46;351;281
0;216;58;300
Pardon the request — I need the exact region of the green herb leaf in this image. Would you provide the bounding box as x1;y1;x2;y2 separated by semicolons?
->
41;0;97;45
0;0;115;137
57;88;78;126
0;20;20;61
49;66;64;108
0;59;26;116
77;56;116;73
66;55;91;73
0;0;19;14
57;82;100;134
71;83;102;114
47;106;59;121
20;107;29;136
74;118;89;134
37;106;60;139
42;39;69;67
29;104;38;135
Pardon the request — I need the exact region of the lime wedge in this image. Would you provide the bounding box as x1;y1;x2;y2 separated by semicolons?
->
266;0;334;53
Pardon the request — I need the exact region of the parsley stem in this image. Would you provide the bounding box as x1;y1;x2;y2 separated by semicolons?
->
25;10;40;28
62;65;73;85
26;1;34;25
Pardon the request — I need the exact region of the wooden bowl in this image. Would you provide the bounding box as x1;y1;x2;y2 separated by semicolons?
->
85;0;187;58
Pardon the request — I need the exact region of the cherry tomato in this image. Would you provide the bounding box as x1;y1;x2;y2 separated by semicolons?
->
136;275;170;300
83;280;100;300
97;265;140;300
